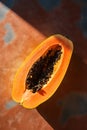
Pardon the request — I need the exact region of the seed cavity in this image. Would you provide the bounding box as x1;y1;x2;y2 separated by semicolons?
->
25;45;62;93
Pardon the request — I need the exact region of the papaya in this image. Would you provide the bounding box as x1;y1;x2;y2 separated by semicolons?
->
12;34;73;109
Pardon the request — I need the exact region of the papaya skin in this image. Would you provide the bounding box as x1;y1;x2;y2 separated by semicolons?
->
12;34;73;109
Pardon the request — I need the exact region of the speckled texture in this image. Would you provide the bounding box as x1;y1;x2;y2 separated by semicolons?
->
0;0;87;130
26;45;62;93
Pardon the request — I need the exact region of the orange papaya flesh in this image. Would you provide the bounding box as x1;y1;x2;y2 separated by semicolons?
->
12;34;73;109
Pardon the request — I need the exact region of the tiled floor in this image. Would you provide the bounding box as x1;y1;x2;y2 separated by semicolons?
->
0;0;87;130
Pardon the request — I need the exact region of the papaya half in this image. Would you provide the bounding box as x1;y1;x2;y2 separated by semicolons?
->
12;34;73;109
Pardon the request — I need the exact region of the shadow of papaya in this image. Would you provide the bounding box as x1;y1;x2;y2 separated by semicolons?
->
37;53;87;129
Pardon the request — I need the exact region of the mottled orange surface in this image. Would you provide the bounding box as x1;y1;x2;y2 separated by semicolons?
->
0;0;87;130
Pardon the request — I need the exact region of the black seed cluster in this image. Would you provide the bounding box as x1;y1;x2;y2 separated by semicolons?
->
25;45;62;93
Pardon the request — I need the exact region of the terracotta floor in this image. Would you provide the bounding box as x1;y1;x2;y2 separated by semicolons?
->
0;0;87;130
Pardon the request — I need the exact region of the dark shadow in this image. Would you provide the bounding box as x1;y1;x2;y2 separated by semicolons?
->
37;53;87;129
